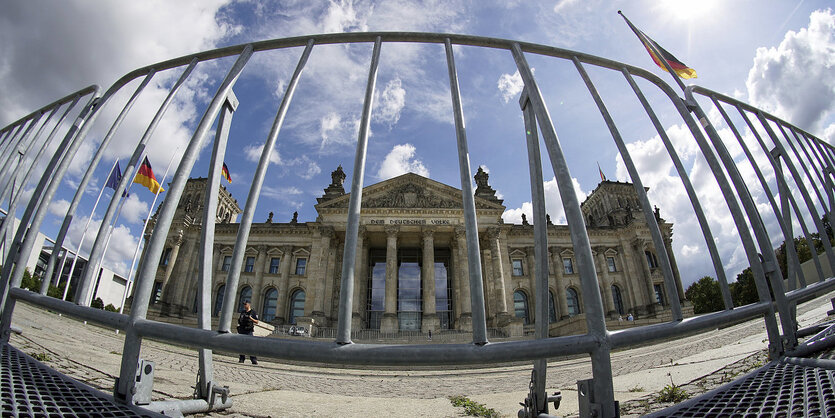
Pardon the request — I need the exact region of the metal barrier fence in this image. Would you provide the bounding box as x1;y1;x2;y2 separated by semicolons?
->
0;32;833;417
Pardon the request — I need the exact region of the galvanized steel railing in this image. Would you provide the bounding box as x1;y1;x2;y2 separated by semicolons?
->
0;32;833;417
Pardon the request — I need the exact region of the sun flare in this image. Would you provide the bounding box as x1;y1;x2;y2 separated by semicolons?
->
659;0;719;20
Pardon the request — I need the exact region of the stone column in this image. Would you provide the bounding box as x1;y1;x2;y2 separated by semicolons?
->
312;228;333;322
665;236;686;302
250;245;267;309
595;248;616;318
275;245;294;324
322;234;338;321
381;225;399;333
450;237;463;324
454;226;472;331
351;226;367;329
161;230;184;289
616;246;639;313
636;241;656;315
525;246;537;323
550;246;569;319
421;228;438;333
487;228;509;319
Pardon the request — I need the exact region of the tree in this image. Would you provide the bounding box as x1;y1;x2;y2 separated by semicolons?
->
684;276;724;314
730;268;760;307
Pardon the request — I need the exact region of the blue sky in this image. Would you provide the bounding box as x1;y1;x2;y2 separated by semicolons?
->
1;0;834;288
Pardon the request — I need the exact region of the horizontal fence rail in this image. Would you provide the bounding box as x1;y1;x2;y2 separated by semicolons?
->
1;32;834;417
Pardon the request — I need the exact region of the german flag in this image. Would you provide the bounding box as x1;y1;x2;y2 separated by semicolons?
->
133;156;164;194
619;11;697;80
221;162;232;183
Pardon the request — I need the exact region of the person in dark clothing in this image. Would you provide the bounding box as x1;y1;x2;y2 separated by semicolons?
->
237;301;259;364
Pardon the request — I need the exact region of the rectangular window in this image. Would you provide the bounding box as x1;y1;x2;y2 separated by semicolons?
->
152;281;163;304
607;256;616;273
563;258;574;274
511;259;524;276
295;258;307;275
221;256;231;272
654;284;665;306
160;248;172;266
244;256;255;273
269;257;280;274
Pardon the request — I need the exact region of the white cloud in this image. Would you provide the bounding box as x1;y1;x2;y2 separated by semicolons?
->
497;70;524;104
244;142;282;165
118;194;150;224
374;78;406;126
48;199;70;217
376;143;429;180
501;176;587;224
746;9;835;134
65;216;140;278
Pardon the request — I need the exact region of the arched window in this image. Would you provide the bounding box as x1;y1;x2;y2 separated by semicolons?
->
548;290;558;323
566;288;580;317
513;290;530;325
238;286;252;312
288;289;305;325
262;288;278;322
213;285;225;317
611;285;625;315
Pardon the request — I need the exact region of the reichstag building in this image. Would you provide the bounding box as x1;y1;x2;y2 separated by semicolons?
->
146;166;688;336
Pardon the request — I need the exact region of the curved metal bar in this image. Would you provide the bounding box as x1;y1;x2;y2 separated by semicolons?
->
115;45;253;402
575;57;682;320
73;70;158;305
621;70;733;310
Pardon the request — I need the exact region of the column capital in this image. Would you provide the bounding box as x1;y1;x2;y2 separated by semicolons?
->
422;227;435;239
485;226;501;239
524;246;536;255
454;225;466;239
320;226;336;239
281;244;294;254
256;244;268;253
385;224;399;237
548;246;562;256
593;246;608;255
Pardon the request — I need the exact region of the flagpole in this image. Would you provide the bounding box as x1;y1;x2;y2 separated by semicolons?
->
61;159;120;301
86;187;131;306
618;10;689;93
118;150;176;314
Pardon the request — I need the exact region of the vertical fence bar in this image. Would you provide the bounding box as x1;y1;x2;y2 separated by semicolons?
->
668;92;783;357
444;38;488;344
806;136;835;233
685;94;792;350
196;90;238;398
520;92;549;414
622;70;733;310
737;108;821;287
218;41;314;334
47;62;197;300
575;58;682;320
0;89;102;316
115;45;252;402
0;116;43;203
710;99;807;289
336;37;381;344
510;43;614;416
779;125;831;227
0;108;60;205
789;129;830;215
756;112;835;270
69;70;158;304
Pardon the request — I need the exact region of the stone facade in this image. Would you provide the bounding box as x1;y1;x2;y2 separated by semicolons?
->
147;168;687;336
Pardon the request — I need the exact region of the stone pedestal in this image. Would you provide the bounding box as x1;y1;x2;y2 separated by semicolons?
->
501;317;524;337
380;313;398;333
422;313;440;334
494;311;514;328
311;311;327;327
457;313;473;332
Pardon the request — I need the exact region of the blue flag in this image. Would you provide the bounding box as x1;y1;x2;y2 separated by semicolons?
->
105;161;129;197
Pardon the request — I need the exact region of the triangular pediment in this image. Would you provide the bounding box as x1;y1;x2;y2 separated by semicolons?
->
315;172;505;212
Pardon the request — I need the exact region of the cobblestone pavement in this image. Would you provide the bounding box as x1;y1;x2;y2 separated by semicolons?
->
8;291;834;417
